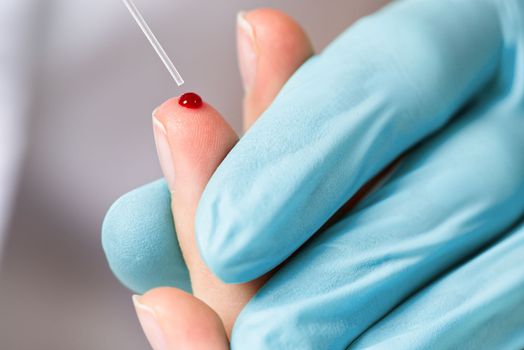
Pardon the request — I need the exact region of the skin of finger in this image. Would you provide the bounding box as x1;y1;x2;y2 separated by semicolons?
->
241;9;314;130
231;80;524;348
140;287;229;350
102;179;191;294
196;0;503;284
154;97;268;336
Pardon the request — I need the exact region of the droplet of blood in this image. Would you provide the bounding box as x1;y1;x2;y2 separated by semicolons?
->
179;92;203;109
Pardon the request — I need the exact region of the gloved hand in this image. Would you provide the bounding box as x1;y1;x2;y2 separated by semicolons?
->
103;0;524;348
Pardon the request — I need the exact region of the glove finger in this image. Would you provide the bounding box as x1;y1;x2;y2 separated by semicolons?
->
196;0;504;283
352;4;524;346
231;81;524;348
102;180;191;294
350;218;524;350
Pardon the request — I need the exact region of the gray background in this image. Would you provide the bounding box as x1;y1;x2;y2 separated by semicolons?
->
0;1;388;349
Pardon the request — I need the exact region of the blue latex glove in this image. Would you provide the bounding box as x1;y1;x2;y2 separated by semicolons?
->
349;219;524;350
102;0;524;348
195;0;505;283
102;180;191;294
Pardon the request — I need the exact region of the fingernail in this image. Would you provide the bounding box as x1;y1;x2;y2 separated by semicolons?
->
237;11;257;92
152;110;176;191
133;295;169;350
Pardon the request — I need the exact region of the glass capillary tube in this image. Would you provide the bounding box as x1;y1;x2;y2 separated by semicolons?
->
122;0;184;86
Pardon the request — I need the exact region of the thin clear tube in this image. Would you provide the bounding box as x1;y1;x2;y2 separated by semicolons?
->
122;0;184;86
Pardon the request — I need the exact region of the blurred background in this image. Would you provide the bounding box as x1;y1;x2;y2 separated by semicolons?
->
0;1;388;348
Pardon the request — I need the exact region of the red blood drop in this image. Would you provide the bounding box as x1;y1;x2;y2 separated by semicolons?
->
179;92;203;109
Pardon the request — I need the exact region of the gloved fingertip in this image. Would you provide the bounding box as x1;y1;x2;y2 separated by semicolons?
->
195;203;263;284
101;180;191;293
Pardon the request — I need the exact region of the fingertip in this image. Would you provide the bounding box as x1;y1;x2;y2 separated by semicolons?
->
243;8;312;53
153;94;236;143
195;200;264;285
101;180;191;294
136;287;229;349
153;93;238;191
238;8;314;128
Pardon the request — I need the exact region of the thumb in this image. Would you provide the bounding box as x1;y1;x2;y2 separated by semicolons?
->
238;9;314;130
